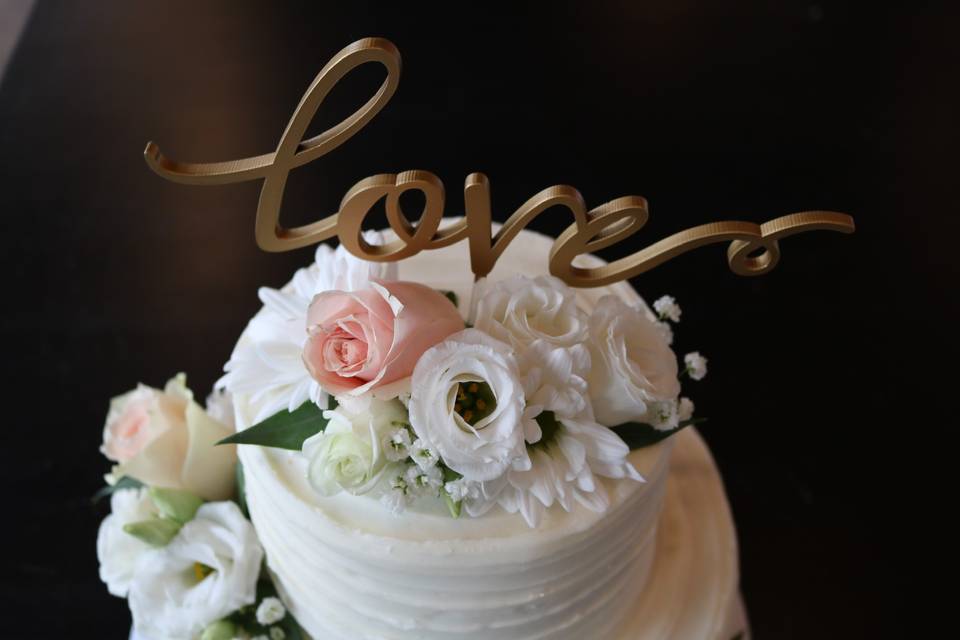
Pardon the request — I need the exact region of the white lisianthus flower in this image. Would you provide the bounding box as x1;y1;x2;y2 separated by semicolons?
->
653;295;682;322
467;340;642;527
218;232;397;423
684;351;709;381
474;275;588;349
256;596;287;625
678;397;695;422
96;488;156;597
585;295;681;426
408;329;529;482
302;398;407;496
129;502;263;640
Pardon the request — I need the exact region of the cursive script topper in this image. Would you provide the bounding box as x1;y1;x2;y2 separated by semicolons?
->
144;37;854;287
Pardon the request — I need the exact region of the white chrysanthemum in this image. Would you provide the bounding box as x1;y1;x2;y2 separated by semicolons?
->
217;233;397;423
270;627;286;640
678;397;695;421
466;340;643;528
653;295;682;323
256;596;287;625
129;502;263;639
96;488;156;597
474;275;588;349
684;351;708;381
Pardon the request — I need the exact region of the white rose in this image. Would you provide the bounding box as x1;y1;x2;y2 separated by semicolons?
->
586;296;681;426
102;374;236;501
302;398;407;496
408;329;529;482
129;502;263;640
96;488;156;597
474;275;588;349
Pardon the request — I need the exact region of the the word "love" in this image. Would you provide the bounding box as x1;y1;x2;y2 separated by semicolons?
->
144;37;854;287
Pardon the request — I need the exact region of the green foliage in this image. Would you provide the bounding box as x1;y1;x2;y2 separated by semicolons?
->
149;487;203;524
218;402;329;451
123;517;183;547
92;475;145;504
611;418;707;450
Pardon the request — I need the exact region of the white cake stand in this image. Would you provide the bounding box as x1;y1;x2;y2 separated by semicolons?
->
131;428;747;640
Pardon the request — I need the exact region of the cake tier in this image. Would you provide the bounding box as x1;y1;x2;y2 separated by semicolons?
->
231;225;708;639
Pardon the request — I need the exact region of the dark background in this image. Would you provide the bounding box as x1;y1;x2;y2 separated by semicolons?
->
1;1;955;637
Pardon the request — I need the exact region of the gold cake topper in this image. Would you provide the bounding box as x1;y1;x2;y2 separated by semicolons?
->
144;37;854;287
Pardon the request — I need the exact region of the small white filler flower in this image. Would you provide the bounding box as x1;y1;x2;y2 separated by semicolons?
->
684;351;709;381
653;295;682;323
256;596;287;625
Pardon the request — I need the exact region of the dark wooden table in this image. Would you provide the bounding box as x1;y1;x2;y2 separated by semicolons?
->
2;1;953;637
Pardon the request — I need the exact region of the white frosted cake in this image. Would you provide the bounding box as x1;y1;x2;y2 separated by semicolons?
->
99;224;745;640
228;227;745;640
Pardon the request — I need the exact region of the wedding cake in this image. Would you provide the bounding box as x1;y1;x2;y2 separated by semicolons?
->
93;36;856;640
97;225;745;640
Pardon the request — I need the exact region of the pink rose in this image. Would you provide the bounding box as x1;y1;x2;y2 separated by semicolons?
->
304;281;464;397
101;375;237;500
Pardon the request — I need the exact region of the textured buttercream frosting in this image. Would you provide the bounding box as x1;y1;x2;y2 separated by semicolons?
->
232;226;678;639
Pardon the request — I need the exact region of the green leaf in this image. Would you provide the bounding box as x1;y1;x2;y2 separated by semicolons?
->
200;620;237;640
235;461;249;517
441;465;463;518
443;493;463;518
149;487;204;524
92;475;145;504
218;402;329;451
611;418;707;450
123;517;183;547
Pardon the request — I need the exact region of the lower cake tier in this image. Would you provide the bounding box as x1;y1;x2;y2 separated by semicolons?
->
239;431;670;640
232;427;745;640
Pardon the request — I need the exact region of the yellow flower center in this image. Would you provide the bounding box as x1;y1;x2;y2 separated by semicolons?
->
193;562;215;583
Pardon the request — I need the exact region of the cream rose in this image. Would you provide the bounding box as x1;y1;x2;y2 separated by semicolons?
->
304;281;464;398
128;501;263;639
302;398;407;496
586;295;681;426
408;329;529;482
102;374;236;501
474;275;588;349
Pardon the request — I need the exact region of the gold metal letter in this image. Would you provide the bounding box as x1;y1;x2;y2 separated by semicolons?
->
143;37;402;251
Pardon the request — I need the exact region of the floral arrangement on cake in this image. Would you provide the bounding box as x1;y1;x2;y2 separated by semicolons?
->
95;234;707;639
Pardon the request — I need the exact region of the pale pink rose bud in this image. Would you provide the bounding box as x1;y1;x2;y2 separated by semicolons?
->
304;281;464;397
101;375;237;501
